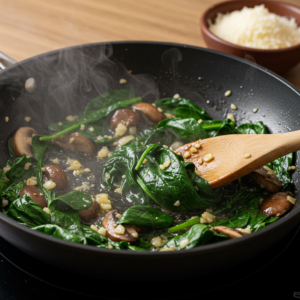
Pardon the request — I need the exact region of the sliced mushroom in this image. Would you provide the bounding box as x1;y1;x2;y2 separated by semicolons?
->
249;166;282;193
131;102;166;123
260;192;294;217
102;209;138;242
110;108;141;130
210;226;246;239
52;133;96;154
12;127;38;157
78;201;100;222
43;164;69;190
19;185;47;208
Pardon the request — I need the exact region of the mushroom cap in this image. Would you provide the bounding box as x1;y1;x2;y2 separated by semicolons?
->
249;166;282;193
260;192;293;217
52;133;96;154
12;127;38;157
110;108;141;130
19;185;47;208
43;164;69;190
102;209;138;243
131;102;166;123
210;226;245;239
78;201;100;223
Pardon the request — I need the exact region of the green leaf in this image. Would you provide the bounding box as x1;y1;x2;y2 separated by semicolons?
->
32;135;53;161
201;119;238;137
161;224;214;250
156;97;212;120
102;141;151;205
116;206;173;229
5;194;50;227
32;224;86;243
2;181;25;202
145;118;208;146
42;96;141;141
5;154;34;183
83;89;134;116
136;145;219;211
0;169;10;198
237;121;267;135
8;137;16;157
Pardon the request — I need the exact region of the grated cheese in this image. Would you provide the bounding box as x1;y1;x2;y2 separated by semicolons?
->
208;5;300;49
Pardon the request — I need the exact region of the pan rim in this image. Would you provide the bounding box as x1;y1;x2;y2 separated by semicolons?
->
1;40;300;257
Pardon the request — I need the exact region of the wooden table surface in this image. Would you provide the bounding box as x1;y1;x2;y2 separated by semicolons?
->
0;0;299;88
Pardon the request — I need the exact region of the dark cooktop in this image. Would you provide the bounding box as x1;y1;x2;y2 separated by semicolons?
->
1;222;300;300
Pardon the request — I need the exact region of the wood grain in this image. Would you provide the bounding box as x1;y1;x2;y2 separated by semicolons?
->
175;130;300;188
0;0;299;88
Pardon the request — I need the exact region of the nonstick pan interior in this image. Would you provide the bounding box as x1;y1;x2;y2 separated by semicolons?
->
0;41;300;279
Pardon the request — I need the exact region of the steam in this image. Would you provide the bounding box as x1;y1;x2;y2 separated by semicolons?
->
3;43;159;134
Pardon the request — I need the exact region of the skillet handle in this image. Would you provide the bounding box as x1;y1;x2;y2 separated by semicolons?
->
0;51;17;70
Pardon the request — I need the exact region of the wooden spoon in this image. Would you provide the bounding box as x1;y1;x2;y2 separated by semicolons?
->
174;132;299;188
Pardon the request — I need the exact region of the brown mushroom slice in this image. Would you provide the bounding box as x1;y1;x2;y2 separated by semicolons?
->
19;185;47;208
260;192;294;217
78;201;100;222
131;102;166;123
102;209;138;242
12;127;38;157
210;226;246;239
52;133;96;154
248;166;282;193
110;108;141;130
43;164;69;190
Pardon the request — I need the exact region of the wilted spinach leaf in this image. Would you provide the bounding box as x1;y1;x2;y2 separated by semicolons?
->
32;135;53;161
161;224;214;250
136;145;219;211
5;154;34;183
237;121;267;135
156;97;212;120
2;181;24;202
145;118;208;145
6;194;50;227
83;89;134;116
116;206;173;229
201;119;238;137
103;141;151;205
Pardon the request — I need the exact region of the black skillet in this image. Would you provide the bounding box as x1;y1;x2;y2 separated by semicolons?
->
0;41;299;280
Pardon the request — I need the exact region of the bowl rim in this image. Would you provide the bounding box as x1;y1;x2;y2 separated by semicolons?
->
1;40;300;258
200;0;300;53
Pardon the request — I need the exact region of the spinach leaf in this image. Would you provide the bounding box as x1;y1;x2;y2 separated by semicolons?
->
5;194;50;227
269;153;293;190
136;145;219;211
53;191;93;211
36;160;85;238
8;137;16;157
33;224;86;243
0;169;10;197
135;238;152;250
116;206;173;229
156;97;212;120
161;224;214;250
83;89;134;116
42;96;141;141
5;154;34;183
102;141;151;205
2;181;24;202
237;121;267;135
210;192;278;232
201;119;238;137
32;135;53;161
145;118;208;146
